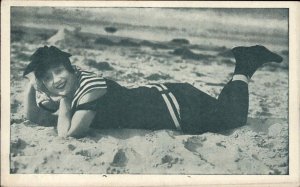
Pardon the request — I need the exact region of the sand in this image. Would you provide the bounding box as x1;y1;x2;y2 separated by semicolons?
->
9;8;289;174
10;121;288;174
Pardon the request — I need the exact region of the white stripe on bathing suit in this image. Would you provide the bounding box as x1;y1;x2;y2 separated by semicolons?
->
232;74;249;84
144;84;182;131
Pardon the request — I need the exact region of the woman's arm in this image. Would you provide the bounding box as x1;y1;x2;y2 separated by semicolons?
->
57;89;106;138
56;97;72;137
24;83;57;126
56;99;96;137
68;110;96;137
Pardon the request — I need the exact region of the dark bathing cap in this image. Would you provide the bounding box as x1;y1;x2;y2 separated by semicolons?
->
23;46;72;77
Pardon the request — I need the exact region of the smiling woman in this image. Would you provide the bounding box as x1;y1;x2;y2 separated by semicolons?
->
23;45;283;138
23;46;106;137
39;65;77;96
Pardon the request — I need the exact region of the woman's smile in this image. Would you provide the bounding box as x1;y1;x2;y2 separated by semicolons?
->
41;65;77;97
54;80;66;89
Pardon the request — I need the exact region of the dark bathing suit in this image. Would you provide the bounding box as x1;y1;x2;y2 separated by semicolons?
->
40;68;249;134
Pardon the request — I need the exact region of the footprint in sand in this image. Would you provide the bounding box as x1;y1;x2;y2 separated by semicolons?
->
106;166;129;174
183;136;207;152
216;141;227;148
110;149;128;167
10;138;28;156
107;149;129;174
75;148;103;161
67;144;76;151
158;155;183;168
256;98;272;117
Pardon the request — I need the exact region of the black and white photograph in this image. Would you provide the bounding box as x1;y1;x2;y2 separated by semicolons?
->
1;1;300;187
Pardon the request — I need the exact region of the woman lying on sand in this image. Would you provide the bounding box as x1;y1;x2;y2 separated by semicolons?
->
23;45;282;138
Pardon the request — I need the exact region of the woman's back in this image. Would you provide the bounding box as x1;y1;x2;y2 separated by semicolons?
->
83;78;176;130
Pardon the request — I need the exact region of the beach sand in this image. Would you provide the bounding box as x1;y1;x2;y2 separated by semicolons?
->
9;8;289;174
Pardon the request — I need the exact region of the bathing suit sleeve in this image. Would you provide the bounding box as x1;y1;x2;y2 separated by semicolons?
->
76;100;98;111
71;70;107;111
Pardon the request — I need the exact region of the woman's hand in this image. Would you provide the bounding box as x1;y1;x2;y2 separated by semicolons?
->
24;73;50;95
25;73;41;90
24;74;58;126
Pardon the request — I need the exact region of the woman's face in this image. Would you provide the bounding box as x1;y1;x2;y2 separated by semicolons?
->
39;64;76;97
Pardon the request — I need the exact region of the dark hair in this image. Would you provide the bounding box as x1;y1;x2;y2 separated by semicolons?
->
23;46;75;80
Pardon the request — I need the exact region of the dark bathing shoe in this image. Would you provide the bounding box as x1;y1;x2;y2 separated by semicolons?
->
232;45;283;78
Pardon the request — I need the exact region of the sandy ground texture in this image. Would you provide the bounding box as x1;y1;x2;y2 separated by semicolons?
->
9;9;289;174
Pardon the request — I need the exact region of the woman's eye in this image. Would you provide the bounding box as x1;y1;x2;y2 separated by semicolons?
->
56;69;62;73
42;75;52;82
55;68;64;74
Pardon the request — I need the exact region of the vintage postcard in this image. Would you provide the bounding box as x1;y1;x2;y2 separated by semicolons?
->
1;1;299;186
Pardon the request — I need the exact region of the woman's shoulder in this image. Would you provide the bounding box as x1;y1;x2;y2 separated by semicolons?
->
71;66;107;108
77;88;107;105
74;66;106;86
